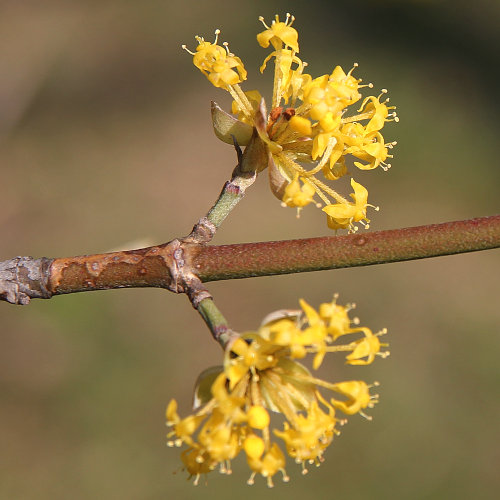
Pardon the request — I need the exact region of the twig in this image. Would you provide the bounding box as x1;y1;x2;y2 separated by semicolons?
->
1;215;498;305
191;215;500;281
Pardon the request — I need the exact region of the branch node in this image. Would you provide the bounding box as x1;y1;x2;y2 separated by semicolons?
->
186;282;213;309
186;217;217;244
168;239;187;293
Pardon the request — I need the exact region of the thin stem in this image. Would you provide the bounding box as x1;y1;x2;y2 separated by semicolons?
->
195;297;235;349
186;145;257;244
206;181;247;228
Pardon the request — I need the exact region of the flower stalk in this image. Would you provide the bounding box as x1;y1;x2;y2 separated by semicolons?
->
186;149;257;244
195;296;236;349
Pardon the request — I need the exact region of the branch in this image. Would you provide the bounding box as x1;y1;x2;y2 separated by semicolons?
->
192;215;500;281
1;215;498;305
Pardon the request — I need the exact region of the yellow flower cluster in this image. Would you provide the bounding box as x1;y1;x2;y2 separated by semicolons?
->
166;296;389;486
183;14;398;232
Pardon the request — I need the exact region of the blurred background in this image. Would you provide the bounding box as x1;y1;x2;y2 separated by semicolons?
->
1;0;499;498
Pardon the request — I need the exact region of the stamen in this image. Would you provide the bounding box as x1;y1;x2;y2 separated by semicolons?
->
346;62;359;77
285;12;295;26
181;44;195;56
377;351;391;359
389;112;400;123
213;28;220;45
258;15;270;29
377;89;388;100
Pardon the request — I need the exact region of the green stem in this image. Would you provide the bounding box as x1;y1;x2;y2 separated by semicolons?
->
186;168;257;244
187;133;265;244
206;181;247;228
196;297;234;348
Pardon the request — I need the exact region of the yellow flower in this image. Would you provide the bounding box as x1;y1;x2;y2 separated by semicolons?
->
256;13;299;52
183;30;247;89
346;327;389;366
318;293;356;339
246;443;288;486
184;14;397;233
166;296;388;485
330;381;379;419
281;175;316;209
274;400;336;466
322;178;378;232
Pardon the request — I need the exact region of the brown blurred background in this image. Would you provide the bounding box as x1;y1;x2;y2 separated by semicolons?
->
1;0;499;498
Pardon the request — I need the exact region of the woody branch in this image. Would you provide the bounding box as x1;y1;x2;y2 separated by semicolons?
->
1;215;499;306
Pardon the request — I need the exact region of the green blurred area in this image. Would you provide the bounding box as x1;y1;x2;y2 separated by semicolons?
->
1;0;499;498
